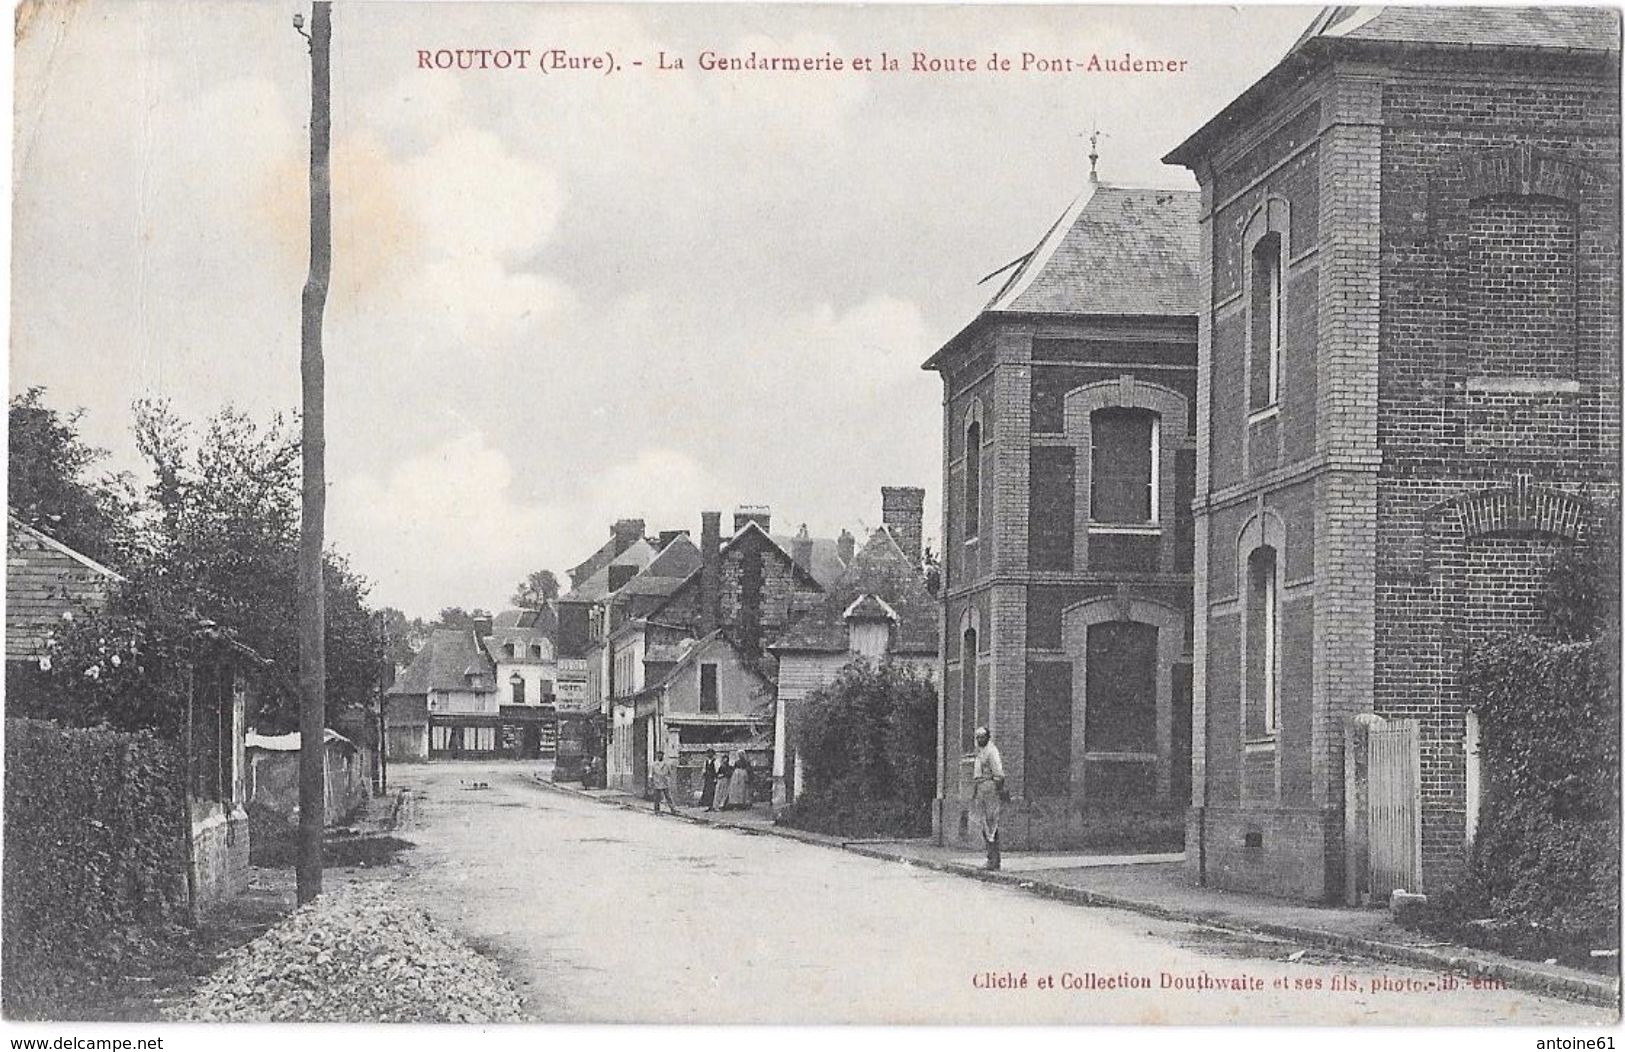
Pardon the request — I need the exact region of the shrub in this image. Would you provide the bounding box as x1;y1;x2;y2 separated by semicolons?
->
2;716;192;1014
1411;637;1619;969
779;660;937;838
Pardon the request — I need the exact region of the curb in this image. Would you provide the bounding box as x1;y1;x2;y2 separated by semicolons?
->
532;774;1619;1009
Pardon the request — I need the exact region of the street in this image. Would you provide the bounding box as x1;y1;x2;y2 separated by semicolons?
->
381;762;1610;1025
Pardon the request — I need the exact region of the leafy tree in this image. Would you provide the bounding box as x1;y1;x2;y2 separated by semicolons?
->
435;607;474;630
8;387;138;566
28;402;382;732
1543;507;1620;643
511;569;560;609
376;606;428;675
781;659;937;837
921;542;942;599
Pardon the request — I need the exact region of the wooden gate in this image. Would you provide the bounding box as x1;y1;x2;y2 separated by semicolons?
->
1367;718;1423;896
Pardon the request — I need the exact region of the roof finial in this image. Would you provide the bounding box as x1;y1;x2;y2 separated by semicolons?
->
1088;125;1104;187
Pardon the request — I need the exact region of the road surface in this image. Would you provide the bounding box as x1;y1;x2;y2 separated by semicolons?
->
382;761;1610;1025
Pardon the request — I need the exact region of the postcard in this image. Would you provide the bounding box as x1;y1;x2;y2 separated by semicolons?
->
5;0;1620;1035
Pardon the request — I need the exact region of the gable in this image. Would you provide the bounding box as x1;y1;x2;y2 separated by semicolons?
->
6;521;120;662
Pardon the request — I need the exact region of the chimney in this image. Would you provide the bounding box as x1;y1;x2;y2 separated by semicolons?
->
472;610;493;640
837;529;856;566
733;505;771;535
792;524;813;576
657;529;686;550
700;511;722;635
881;486;925;566
611;518;646;555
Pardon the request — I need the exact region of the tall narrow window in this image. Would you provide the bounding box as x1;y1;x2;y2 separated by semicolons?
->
700;663;718;713
1245;547;1279;737
1091;408;1157;524
510;673;526;705
1250;232;1283;412
960;626;978;753
964;420;982;539
1084;621;1158;752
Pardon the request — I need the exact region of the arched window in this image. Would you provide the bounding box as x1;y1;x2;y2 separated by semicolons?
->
510;672;527;706
1245;546;1279;737
960;625;978;754
964;419;982;539
1250;231;1283;412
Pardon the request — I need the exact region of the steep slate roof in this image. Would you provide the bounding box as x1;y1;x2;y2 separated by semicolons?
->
984;184;1201;318
6;516;123;662
646;521;826;622
1293;5;1620;51
386;628;496;696
616;534;702;598
560;538;657;603
770;527;937;656
771;533;849;590
494;606;559;637
1167;6;1620;167
639;629;772;702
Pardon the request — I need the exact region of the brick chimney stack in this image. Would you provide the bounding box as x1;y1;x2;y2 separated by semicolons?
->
700;511;722;635
792;524;813;575
881;486;925;566
837;529;856;566
611;518;646;555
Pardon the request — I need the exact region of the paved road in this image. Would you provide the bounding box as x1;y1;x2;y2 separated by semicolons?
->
384;761;1609;1025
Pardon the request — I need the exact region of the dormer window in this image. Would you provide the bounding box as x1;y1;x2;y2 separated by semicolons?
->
504;642;516;658
530;644;543;659
1250;231;1283;413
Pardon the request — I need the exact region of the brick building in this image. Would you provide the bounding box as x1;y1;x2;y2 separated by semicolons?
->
1165;6;1621;900
922;183;1201;849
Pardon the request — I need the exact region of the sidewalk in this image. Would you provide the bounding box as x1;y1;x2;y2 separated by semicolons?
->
533;774;1620;1008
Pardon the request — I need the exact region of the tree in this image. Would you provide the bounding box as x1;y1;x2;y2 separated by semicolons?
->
781;659;938;838
31;402;380;734
8;387;138;566
511;569;560;610
376;606;428;675
921;542;942;599
435;607;474;630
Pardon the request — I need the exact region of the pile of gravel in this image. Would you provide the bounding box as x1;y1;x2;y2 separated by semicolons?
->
165;884;525;1022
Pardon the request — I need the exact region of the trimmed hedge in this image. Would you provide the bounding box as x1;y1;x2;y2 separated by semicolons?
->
1416;637;1619;968
3;718;191;991
779;660;937;839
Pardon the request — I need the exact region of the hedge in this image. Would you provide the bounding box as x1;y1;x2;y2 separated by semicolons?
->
1417;637;1619;967
2;717;191;988
778;660;937;838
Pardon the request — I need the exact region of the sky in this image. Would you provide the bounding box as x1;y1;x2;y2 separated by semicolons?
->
11;1;1313;619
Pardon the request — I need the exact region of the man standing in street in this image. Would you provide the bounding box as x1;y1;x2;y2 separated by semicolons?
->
972;726;1006;871
651;751;679;815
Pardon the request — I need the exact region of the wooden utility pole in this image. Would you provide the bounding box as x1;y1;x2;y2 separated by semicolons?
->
296;0;332;905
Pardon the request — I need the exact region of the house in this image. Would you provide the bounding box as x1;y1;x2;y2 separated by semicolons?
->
604;508;831;795
921;182;1201;850
245;727;370;833
5;515;122;671
613;630;775;802
484;608;561;758
770;489;940;812
1163;6;1621;900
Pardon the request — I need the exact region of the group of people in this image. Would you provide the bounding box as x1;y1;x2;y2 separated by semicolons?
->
646;748;754;815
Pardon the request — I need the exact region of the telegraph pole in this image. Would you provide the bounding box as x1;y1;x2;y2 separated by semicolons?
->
295;1;332;905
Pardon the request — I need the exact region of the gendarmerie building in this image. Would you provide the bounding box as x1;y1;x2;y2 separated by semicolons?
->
923;180;1201;849
1165;5;1621;900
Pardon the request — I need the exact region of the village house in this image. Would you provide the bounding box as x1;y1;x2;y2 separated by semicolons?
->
922;181;1201;850
1163;5;1621;901
770;488;939;812
245;727;370;836
605;508;841;796
5;515;122;674
484;607;561;758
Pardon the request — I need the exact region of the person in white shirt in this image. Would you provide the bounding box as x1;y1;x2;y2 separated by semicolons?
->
650;752;678;815
972;726;1007;871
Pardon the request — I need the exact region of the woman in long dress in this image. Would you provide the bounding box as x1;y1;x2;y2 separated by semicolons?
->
727;752;750;809
713;754;733;810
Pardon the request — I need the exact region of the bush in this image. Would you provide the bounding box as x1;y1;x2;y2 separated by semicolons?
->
2;716;192;1013
1410;637;1619;970
778;660;937;838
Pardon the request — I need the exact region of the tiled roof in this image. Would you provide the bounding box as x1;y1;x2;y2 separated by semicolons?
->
387;628;496;696
647;521;825;622
984;184;1201;318
1296;5;1619;52
770;527;937;655
559;539;657;603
